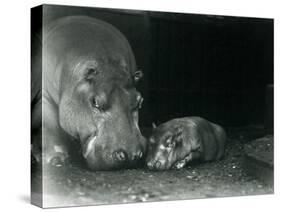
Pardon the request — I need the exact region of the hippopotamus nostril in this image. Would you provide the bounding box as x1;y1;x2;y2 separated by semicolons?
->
112;149;127;162
132;150;143;161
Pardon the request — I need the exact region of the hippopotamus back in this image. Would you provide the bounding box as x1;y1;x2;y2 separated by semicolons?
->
43;16;136;104
184;117;226;161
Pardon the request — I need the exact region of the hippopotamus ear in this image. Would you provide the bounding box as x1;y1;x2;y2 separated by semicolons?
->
152;122;157;130
134;70;143;83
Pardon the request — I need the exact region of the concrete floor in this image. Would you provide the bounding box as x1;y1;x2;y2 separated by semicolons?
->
32;126;273;208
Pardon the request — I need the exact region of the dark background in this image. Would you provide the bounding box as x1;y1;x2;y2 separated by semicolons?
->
43;4;273;129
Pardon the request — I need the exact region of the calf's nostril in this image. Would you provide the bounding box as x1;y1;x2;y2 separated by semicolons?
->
155;161;161;169
147;161;153;168
138;151;143;159
113;150;127;162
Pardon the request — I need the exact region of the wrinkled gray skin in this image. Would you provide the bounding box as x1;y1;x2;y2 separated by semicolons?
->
146;117;226;170
31;16;146;170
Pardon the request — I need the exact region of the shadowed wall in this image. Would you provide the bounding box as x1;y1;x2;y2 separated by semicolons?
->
43;5;273;128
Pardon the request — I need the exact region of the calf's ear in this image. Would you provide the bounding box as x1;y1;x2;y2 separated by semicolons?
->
134;70;143;83
174;126;183;143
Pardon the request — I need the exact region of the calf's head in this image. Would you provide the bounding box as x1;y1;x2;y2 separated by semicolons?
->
58;58;146;170
146;123;189;170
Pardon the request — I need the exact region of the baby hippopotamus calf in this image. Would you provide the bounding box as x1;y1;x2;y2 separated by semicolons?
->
146;116;226;170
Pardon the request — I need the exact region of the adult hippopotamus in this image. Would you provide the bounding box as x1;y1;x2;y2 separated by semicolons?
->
146;117;226;170
31;16;146;170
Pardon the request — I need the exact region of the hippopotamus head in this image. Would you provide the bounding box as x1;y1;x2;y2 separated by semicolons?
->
58;56;146;170
146;121;190;170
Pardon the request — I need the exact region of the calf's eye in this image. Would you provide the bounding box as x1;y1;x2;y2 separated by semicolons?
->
167;142;175;148
166;136;175;148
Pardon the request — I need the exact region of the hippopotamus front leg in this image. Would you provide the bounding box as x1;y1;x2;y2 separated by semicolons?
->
41;97;71;167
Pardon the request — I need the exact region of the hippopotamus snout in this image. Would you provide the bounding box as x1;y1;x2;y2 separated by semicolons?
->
147;160;166;170
113;149;128;162
82;131;146;170
132;150;143;161
112;149;143;163
84;147;144;170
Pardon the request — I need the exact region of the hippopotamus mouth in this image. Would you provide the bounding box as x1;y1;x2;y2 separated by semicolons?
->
81;133;98;159
77;109;146;171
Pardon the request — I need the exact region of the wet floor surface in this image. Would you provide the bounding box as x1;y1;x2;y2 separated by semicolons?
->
32;127;273;208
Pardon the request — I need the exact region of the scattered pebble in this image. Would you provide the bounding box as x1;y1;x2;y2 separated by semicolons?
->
35;129;273;205
77;191;85;196
186;175;194;180
127;187;134;192
130;195;137;200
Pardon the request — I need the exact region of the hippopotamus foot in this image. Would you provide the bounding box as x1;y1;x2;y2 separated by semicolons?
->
48;152;69;167
32;143;69;167
31;143;42;165
44;145;69;167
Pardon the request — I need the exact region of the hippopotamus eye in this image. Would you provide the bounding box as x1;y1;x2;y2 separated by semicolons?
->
88;68;98;75
91;97;100;109
85;68;99;81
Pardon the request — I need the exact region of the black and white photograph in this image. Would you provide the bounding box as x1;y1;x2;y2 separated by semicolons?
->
30;4;274;208
1;0;280;212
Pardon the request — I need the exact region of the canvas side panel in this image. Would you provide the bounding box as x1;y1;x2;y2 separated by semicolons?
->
31;5;43;208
